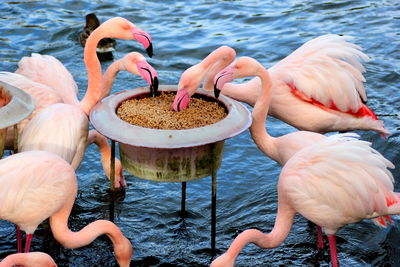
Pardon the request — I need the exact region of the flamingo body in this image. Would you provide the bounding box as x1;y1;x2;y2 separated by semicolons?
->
211;134;398;267
216;35;389;135
0;151;133;266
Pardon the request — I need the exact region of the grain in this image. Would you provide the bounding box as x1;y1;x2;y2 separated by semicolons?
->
117;92;227;130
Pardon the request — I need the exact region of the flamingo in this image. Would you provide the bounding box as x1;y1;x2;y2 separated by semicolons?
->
15;51;157;188
210;133;398;267
213;56;393;247
177;35;389;136
0;150;132;266
0;252;57;267
0;18;158;188
172;45;236;111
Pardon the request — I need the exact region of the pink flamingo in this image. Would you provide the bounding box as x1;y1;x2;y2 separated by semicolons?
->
172;45;236;111
0;151;132;266
16;51;157;187
178;35;389;136
213;56;393;248
0;252;57;267
210;133;398;267
0;19;157;188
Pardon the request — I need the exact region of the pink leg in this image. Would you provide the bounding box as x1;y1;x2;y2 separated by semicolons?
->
327;234;339;267
317;225;324;249
16;225;22;253
24;234;33;253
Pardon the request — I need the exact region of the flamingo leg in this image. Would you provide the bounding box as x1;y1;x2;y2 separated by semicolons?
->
317;225;324;249
24;234;33;253
327;234;339;267
16;225;22;253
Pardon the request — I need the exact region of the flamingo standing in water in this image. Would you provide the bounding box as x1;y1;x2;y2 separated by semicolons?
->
176;35;389;136
172;45;236;111
210;133;398;267
213;56;393;247
0;252;57;267
0;151;132;266
0;18;158;189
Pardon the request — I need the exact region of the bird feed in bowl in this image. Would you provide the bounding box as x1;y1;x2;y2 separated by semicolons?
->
116;92;227;130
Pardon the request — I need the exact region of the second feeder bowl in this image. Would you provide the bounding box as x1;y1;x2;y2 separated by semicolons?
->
90;85;252;182
0;81;34;158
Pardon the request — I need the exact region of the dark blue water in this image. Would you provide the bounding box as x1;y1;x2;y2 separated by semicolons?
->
0;0;399;266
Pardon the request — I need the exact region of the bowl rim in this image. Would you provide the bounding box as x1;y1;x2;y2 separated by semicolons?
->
90;85;252;149
0;81;34;129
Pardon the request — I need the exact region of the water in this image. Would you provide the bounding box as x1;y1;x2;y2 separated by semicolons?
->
0;0;399;266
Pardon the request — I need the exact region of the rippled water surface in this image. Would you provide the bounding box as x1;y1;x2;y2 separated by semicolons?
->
0;0;399;266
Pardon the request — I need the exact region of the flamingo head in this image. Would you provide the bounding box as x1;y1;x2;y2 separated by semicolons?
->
172;65;203;112
213;66;235;98
132;28;153;58
114;235;133;267
122;52;159;97
99;17;153;57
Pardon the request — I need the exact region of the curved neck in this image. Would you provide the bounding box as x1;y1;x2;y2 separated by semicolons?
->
86;130;111;177
225;202;295;263
249;68;279;161
100;60;126;101
49;190;132;266
80;28;106;116
201;47;236;90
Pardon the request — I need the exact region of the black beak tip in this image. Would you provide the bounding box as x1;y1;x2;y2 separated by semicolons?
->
214;85;221;98
146;43;153;58
151;76;159;97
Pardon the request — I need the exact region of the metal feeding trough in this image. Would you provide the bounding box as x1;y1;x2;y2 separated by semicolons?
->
90;84;252;254
0;81;34;158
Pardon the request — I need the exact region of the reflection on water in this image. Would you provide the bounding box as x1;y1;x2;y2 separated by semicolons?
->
0;0;399;266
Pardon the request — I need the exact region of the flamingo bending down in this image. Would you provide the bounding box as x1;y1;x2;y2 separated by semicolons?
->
210;133;398;267
16;51;157;187
185;35;389;135
0;18;158;188
0;252;57;267
0;151;132;266
172;45;236;111
213;56;393;244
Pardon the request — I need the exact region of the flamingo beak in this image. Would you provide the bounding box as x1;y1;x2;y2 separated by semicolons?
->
137;60;158;97
172;88;190;112
146;43;154;58
213;67;234;98
150;76;159;97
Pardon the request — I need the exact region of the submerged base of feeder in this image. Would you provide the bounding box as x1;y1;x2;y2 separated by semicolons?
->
120;141;223;182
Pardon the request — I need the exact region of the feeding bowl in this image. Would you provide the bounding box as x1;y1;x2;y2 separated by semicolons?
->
0;81;34;158
90;85;252;182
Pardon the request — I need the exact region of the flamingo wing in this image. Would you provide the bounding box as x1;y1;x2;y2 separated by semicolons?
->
280;133;397;232
16;53;79;106
269;35;374;117
19;103;89;169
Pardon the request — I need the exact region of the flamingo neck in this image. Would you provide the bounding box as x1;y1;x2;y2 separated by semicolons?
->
49;192;132;266
224;202;295;264
80;28;105;116
221;77;261;106
201;47;236;90
86;130;112;177
101;60;126;101
249;69;278;161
